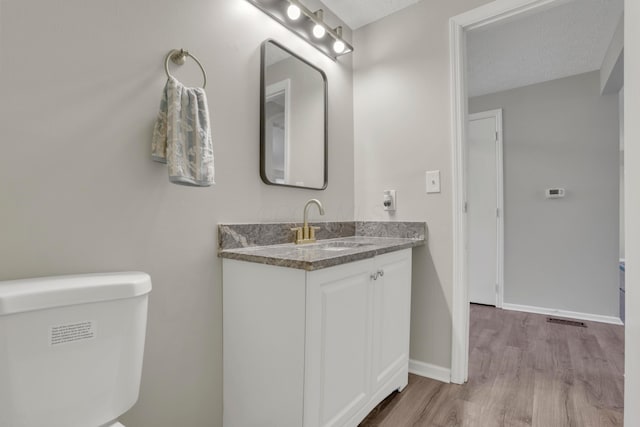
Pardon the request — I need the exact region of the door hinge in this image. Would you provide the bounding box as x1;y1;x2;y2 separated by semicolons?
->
463;202;468;213
496;208;499;218
495;131;499;142
495;283;499;294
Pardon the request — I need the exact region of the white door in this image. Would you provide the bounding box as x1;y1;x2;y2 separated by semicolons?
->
467;110;503;306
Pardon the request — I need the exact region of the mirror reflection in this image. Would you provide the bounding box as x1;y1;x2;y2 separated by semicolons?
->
261;40;327;189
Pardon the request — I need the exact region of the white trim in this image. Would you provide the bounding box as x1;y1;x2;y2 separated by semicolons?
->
408;360;451;383
495;110;504;309
502;303;624;326
468;109;505;308
452;0;573;29
449;16;469;386
450;0;572;386
467;109;501;121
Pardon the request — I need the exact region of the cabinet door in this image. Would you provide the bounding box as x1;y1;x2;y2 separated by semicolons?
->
371;249;412;391
304;258;375;427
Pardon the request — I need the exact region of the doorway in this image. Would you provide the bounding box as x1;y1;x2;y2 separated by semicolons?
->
449;0;624;388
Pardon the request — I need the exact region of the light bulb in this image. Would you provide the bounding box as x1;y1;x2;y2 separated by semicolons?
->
333;40;345;54
287;4;301;20
313;24;326;39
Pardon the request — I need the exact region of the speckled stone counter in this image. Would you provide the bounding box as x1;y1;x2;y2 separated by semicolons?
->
218;222;426;271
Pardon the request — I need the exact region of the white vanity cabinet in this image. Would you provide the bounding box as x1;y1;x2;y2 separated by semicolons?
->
223;248;412;427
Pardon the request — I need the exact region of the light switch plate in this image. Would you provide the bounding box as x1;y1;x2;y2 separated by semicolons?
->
426;170;441;193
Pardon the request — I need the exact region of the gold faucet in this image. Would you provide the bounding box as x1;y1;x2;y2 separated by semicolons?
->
291;199;325;244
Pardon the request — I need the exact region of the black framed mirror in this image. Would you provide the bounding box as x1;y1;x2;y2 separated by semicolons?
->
260;39;328;190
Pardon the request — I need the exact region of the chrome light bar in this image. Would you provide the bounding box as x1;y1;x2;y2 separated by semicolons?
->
246;0;354;60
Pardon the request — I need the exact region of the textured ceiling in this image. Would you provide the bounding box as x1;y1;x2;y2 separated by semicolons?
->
467;0;623;98
319;0;422;30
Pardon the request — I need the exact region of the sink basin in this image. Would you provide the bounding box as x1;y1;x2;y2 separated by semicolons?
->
297;241;374;252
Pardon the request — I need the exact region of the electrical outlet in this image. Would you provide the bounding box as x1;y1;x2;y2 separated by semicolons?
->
383;190;396;211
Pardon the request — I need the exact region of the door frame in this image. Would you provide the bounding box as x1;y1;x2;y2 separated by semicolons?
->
468;109;504;308
449;0;571;385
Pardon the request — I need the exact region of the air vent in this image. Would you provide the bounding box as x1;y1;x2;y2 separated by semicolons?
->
547;317;586;328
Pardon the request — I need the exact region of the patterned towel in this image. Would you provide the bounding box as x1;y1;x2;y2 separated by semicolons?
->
152;76;215;186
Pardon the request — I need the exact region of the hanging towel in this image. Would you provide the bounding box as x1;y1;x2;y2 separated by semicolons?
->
152;76;215;186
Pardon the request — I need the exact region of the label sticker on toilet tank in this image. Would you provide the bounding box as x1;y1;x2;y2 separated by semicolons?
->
49;321;96;346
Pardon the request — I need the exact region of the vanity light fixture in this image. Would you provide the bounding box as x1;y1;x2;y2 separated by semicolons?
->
312;10;326;39
245;0;353;60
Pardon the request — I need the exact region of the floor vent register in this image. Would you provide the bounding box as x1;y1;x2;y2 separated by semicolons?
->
546;317;587;328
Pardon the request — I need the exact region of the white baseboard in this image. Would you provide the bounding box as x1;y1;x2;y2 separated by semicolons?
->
408;360;451;383
502;303;623;326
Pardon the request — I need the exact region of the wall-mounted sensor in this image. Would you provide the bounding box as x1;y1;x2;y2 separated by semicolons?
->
383;190;396;211
545;188;565;199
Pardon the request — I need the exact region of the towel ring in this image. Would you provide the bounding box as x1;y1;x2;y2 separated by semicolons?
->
164;49;207;89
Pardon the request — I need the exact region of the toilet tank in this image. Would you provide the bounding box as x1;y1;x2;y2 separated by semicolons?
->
0;272;152;427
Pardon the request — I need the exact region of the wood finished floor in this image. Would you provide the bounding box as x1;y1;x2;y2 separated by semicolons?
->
360;304;624;427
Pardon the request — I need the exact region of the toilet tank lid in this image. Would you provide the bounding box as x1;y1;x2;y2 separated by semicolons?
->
0;272;152;316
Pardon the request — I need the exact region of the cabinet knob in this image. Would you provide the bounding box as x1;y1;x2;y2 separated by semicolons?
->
378;269;384;277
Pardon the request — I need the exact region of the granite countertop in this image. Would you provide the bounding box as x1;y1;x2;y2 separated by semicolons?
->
218;222;426;271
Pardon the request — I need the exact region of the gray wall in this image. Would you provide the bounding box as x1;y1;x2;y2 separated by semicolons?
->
353;0;493;370
470;71;620;317
0;1;354;426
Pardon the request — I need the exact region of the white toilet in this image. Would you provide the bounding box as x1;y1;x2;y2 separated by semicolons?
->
0;272;152;427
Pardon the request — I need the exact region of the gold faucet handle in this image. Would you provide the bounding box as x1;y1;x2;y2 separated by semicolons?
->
290;227;303;244
309;226;321;241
